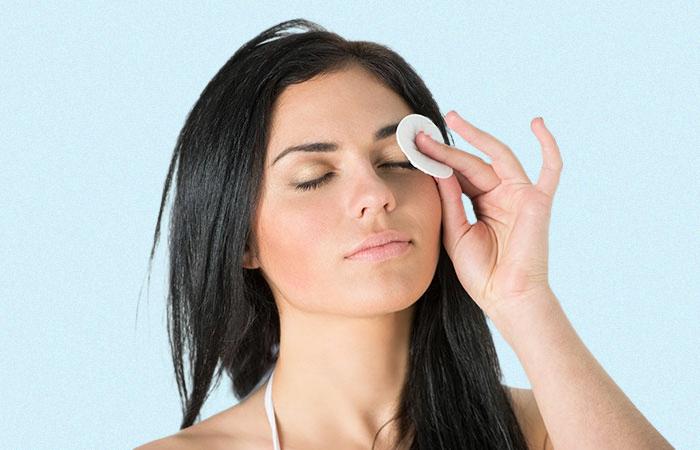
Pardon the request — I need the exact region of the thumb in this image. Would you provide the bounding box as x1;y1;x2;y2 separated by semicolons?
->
435;174;472;253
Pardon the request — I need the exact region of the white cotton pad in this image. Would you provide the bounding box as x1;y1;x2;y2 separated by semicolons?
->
396;113;453;178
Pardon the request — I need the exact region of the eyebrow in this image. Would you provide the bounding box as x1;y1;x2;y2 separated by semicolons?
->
271;121;400;167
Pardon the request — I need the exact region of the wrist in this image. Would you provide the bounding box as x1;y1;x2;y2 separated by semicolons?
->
486;287;562;342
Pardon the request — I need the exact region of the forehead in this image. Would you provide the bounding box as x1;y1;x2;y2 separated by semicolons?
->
266;66;412;161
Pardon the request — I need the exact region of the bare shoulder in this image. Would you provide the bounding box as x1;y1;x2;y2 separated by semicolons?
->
506;385;553;450
133;424;250;450
134;387;271;450
133;431;197;450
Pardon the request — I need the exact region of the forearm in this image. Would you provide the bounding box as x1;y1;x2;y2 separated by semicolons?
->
489;290;672;449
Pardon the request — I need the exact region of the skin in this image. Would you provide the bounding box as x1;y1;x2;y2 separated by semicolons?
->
240;64;443;448
415;111;672;448
136;65;455;450
136;64;671;449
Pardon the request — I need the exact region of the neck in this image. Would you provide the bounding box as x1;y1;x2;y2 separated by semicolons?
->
270;303;416;448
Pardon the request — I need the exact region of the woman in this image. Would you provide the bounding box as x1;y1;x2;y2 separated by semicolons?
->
136;18;671;449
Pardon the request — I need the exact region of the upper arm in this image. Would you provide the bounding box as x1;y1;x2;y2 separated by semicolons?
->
507;386;552;450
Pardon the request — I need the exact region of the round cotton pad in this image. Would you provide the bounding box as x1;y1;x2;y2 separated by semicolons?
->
396;113;453;178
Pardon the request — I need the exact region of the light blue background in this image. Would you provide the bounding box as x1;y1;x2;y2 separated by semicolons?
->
1;2;697;449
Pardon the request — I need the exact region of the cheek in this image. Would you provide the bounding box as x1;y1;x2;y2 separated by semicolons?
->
408;175;443;236
256;199;339;302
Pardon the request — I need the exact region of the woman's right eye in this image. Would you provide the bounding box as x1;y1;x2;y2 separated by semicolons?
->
294;161;417;192
294;172;335;191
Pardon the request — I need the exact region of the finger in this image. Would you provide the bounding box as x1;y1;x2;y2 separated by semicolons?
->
454;171;483;199
433;169;481;199
444;111;532;184
434;173;472;253
416;132;500;197
531;117;563;198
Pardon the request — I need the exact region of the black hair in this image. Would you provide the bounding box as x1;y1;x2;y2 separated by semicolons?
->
145;18;529;449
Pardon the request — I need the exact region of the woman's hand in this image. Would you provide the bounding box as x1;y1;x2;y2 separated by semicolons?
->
415;111;563;316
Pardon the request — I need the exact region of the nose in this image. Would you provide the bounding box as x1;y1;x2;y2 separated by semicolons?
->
348;162;398;219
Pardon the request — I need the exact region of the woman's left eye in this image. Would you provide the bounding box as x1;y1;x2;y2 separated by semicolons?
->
294;161;417;192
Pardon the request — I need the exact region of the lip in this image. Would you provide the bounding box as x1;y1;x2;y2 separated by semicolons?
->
345;241;412;262
345;229;412;259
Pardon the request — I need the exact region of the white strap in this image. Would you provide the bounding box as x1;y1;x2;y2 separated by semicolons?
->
264;369;281;450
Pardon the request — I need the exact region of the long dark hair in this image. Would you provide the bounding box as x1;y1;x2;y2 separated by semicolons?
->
145;18;529;449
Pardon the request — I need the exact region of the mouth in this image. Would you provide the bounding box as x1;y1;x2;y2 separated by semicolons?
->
344;240;412;262
345;229;413;258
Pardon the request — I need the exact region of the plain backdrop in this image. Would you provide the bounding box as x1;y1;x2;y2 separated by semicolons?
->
1;2;698;449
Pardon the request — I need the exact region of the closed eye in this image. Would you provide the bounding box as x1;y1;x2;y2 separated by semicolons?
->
294;161;417;192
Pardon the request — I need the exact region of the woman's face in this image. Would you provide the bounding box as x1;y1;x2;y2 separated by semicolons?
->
243;65;442;318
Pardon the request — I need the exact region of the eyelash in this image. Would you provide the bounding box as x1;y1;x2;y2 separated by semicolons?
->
294;161;418;192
